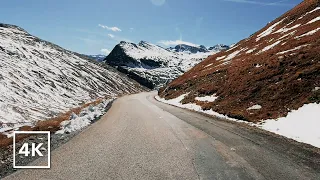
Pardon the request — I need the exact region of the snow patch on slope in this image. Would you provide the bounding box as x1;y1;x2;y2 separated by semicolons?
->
259;40;281;53
247;105;262;110
256;19;285;41
295;28;320;38
195;94;218;102
277;44;310;55
307;16;320;24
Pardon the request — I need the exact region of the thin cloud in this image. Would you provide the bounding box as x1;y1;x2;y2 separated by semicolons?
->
98;24;122;32
101;49;111;55
108;34;115;38
158;40;199;47
222;0;292;6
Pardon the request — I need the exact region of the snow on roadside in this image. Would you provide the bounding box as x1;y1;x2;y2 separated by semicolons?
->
155;94;250;124
261;103;320;148
55;99;113;134
155;94;320;148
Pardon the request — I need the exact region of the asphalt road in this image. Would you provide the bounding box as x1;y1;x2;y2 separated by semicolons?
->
4;92;320;180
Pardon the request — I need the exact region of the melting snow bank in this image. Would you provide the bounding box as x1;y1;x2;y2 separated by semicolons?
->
155;94;320;148
155;93;252;124
261;103;320;148
55;99;114;134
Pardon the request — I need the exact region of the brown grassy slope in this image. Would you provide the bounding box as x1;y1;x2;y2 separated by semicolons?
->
159;0;320;122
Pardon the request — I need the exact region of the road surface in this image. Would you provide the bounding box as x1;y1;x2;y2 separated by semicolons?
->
4;92;320;180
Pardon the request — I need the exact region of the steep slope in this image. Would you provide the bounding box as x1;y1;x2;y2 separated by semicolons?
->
159;0;320;122
104;41;228;89
0;23;144;131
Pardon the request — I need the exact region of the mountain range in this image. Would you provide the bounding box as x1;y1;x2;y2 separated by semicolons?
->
104;41;229;89
86;54;106;62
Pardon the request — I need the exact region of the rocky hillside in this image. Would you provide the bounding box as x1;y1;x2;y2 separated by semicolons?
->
104;41;228;89
159;0;320;122
0;23;144;131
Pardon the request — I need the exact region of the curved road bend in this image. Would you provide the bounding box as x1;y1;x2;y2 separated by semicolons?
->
4;92;320;180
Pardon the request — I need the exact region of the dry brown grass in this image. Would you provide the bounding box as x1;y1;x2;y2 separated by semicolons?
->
159;0;320;122
0;98;107;148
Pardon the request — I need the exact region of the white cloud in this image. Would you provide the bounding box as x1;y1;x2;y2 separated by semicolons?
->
108;34;115;38
98;24;122;32
101;49;111;55
158;40;199;47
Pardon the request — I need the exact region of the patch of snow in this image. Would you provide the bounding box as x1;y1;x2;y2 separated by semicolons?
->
226;44;239;52
259;40;281;53
295;28;320;38
247;105;262;110
256;19;285;41
195;94;218;102
276;44;310;55
278;30;297;40
224;50;241;61
306;6;320;15
56;99;113;134
307;16;320;24
274;24;301;34
204;63;213;68
261;103;320;148
313;87;320;91
216;56;226;60
298;7;320;20
246;48;256;54
155;95;251;124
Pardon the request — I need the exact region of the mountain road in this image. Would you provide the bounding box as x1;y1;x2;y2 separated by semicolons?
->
4;92;320;180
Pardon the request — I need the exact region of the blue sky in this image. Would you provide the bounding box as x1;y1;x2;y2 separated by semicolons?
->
1;0;302;55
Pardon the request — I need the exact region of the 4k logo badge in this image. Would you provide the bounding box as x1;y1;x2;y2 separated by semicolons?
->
13;131;50;169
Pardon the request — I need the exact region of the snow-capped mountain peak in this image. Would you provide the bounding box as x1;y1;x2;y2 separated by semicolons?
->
105;41;229;89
